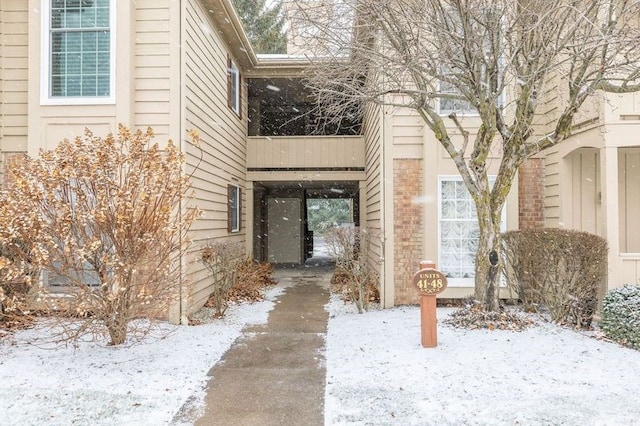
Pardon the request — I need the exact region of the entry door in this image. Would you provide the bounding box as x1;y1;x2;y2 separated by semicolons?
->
267;198;302;264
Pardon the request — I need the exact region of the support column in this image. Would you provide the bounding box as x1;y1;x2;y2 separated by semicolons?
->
245;181;254;258
600;146;621;290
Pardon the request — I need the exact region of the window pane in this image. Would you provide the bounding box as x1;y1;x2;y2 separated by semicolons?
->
96;6;109;27
48;0;110;99
440;179;478;278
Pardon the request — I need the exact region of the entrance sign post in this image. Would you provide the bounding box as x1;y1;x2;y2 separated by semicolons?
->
412;260;448;348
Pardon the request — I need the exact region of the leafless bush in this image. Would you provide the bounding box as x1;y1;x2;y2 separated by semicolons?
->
0;125;201;345
502;229;607;328
229;259;276;303
325;226;379;313
1;236;39;330
201;240;244;317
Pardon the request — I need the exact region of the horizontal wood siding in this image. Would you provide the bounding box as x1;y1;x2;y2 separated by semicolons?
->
247;136;364;168
543;146;561;227
570;150;600;234
0;0;29;184
184;0;247;313
363;103;383;278
134;0;172;138
620;149;640;253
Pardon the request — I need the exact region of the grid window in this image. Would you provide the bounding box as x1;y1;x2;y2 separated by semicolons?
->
47;0;112;99
438;176;505;282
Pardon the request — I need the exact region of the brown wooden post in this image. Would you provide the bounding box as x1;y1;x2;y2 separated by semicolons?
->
412;260;448;348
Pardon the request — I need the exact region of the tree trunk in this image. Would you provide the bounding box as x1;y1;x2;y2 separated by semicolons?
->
473;200;503;311
106;314;127;346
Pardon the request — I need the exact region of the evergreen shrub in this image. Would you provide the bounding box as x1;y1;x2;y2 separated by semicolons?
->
601;285;640;350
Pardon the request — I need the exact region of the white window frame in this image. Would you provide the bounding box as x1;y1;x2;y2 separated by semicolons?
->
228;59;241;116
228;184;241;233
437;78;478;116
437;175;506;287
41;0;116;105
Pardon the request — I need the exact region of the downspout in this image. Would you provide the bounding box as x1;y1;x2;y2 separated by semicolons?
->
178;0;187;325
422;124;429;264
380;106;386;307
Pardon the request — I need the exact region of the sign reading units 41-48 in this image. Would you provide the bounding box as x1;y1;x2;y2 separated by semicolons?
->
412;268;448;295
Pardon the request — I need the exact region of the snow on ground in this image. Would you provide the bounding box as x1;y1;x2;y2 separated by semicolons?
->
0;286;284;426
324;296;640;426
2;286;640;426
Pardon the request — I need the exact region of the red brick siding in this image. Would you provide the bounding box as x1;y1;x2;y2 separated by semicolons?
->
393;159;423;305
518;159;545;229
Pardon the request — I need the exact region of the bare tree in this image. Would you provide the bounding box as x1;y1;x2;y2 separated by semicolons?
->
290;0;640;310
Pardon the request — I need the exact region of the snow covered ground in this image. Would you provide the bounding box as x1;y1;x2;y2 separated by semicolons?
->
1;287;640;425
0;287;284;426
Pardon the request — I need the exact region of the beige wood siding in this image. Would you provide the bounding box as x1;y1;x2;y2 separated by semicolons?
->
543;145;562;228
0;0;29;180
569;149;600;234
619;149;640;253
247;136;364;169
183;0;248;313
363;103;383;281
133;0;172;138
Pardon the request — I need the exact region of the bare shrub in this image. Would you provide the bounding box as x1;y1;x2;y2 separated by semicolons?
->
201;241;244;316
1;236;39;330
325;226;379;313
0;125;201;345
229;259;276;303
502;229;607;328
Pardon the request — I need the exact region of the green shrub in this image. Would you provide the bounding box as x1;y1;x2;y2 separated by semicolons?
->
601;285;640;350
502;229;607;328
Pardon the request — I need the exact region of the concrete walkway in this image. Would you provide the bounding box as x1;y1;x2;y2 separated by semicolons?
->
193;264;332;426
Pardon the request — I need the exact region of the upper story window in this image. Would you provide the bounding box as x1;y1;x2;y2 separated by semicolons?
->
438;78;476;115
42;0;115;105
228;58;241;116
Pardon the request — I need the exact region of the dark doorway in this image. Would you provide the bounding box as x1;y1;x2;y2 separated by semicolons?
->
253;181;359;265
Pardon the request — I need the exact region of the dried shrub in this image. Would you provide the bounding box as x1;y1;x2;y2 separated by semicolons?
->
229;259;276;303
1;238;38;331
502;229;607;328
201;241;244;316
0;125;201;345
445;298;535;331
325;226;380;313
601;285;640;350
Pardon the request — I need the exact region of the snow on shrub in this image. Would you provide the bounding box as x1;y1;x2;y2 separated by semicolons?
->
601;285;640;350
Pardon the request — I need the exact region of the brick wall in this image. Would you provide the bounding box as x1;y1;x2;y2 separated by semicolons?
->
393;159;423;305
518;158;545;229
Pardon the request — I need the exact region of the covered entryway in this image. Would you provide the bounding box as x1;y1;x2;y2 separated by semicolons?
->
252;181;360;266
559;145;640;287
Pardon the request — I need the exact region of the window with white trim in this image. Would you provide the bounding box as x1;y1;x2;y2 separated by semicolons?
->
228;185;241;233
438;77;476;115
43;0;114;104
227;58;241;116
438;176;505;284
